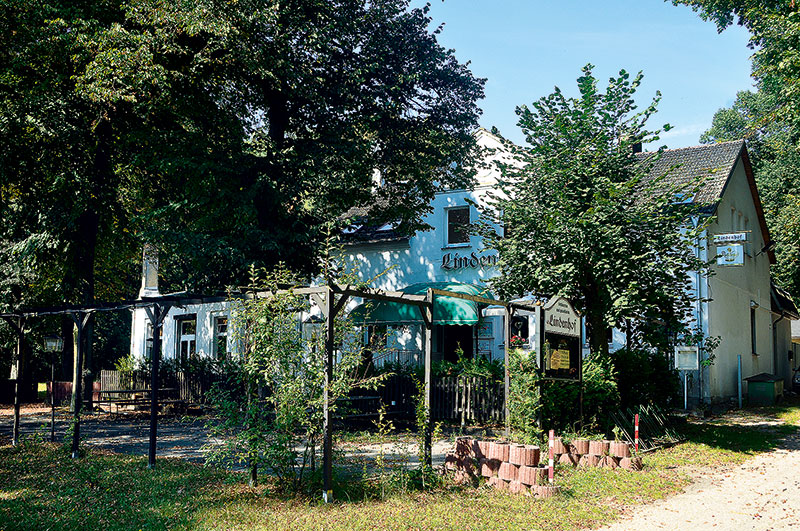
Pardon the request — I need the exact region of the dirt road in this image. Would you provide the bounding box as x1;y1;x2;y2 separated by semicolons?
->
599;420;800;530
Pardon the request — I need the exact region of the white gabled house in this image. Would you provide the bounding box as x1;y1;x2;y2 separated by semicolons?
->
129;131;796;406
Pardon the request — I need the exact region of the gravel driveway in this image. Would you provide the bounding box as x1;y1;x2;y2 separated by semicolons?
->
598;416;800;530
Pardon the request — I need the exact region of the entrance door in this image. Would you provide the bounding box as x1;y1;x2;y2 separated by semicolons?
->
441;325;474;363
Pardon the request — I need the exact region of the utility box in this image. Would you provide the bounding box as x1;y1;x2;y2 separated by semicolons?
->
745;373;784;406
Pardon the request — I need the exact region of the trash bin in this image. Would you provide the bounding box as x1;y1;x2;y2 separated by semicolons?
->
745;373;784;406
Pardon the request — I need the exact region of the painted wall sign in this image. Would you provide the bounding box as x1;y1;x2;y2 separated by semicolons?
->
712;232;748;243
716;244;744;266
441;251;498;271
543;297;580;338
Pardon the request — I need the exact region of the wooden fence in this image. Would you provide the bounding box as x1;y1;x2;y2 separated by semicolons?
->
376;374;504;424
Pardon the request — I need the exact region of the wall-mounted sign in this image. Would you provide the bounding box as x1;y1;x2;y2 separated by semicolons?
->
712;232;748;244
543;297;580;338
674;345;699;370
716;244;744;266
441;251;498;271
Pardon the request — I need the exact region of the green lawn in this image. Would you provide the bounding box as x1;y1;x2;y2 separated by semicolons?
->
0;407;796;531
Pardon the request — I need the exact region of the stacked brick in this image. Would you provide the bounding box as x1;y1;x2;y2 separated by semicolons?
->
445;437;556;497
444;436;643;496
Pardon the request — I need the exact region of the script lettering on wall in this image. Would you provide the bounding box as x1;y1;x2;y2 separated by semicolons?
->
441;251;499;271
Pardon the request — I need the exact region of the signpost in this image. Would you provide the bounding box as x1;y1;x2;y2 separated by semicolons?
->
675;345;699;410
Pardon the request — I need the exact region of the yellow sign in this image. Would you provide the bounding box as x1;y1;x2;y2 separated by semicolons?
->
550;349;570;370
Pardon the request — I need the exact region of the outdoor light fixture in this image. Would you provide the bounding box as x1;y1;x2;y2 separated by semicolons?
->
44;334;63;353
43;334;62;443
756;241;776;257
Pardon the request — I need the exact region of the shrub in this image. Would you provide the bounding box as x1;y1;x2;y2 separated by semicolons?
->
612;347;680;410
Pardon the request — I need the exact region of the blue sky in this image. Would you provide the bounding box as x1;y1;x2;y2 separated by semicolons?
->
415;0;755;149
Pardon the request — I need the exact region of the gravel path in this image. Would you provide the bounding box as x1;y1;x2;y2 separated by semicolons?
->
599;420;800;531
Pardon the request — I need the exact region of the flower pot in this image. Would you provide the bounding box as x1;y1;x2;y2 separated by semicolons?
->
610;441;631;458
552;437;568;455
571;439;590;455
588;440;609;456
578;454;600;467
508;480;526;494
509;444;527;465
558;453;578;466
493;441;510;462
531;484;560;498
522;445;540;466
473;439;486;459
620;457;643;471
455;437;472;458
498;461;520;481
480;458;501;477
599;455;619;469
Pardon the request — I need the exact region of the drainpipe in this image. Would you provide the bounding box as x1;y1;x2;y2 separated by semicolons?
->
692;216;705;406
772;311;787;378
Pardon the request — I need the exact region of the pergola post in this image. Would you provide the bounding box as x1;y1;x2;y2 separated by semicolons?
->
504;306;513;437
320;287;348;503
70;311;92;459
144;303;170;469
422;289;433;467
3;316;27;447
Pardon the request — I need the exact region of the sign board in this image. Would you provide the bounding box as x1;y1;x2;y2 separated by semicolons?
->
537;297;582;381
674;345;699;370
712;232;748;244
543;297;581;338
716;244;744;266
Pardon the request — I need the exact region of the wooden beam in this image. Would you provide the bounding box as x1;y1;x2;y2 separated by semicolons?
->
69;311;92;459
145;303;171;469
8;316;26;446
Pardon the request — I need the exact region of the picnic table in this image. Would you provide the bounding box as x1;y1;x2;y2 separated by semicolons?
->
95;388;181;414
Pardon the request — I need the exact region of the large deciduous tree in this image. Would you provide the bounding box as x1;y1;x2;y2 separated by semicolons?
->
0;0;483;373
482;66;707;356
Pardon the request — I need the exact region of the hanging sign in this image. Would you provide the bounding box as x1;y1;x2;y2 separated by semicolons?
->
716;244;744;266
712;232;748;244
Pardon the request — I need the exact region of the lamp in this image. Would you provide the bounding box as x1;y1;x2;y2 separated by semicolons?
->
43;334;62;443
44;334;63;353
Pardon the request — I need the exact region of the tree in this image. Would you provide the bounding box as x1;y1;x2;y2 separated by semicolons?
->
482;65;708;357
0;1;483;374
701;84;800;296
670;1;800;121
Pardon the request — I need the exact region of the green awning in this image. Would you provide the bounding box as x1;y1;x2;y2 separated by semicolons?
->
348;282;494;326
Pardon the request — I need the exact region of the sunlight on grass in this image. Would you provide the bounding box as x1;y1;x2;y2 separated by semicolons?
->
0;408;795;531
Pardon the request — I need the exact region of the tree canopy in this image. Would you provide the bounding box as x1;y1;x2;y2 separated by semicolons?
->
482;65;707;356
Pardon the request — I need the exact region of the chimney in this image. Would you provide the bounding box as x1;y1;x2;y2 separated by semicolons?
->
139;244;160;298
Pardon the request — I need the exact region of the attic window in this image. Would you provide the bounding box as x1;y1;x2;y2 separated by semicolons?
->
672;192;695;204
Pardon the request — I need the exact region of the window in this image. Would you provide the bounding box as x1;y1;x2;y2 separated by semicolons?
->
175;315;197;364
447;206;470;246
751;307;757;355
214;316;228;360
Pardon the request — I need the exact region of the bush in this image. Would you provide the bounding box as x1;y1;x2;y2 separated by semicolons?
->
612;347;679;410
508;349;620;440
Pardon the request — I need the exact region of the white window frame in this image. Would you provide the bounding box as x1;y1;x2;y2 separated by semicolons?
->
444;205;471;248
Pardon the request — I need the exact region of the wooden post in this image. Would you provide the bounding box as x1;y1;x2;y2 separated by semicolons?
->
422;289;433;467
3;316;27;447
70;312;92;459
144;303;169;469
504;306;512;437
50;361;56;442
322;288;334;503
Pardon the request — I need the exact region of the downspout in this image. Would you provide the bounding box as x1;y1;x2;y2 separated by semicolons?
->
772;311;786;378
692;216;705;405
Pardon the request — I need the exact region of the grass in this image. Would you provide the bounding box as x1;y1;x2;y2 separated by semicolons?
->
1;406;796;531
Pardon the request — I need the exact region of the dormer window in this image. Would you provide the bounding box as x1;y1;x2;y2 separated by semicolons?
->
446;206;470;246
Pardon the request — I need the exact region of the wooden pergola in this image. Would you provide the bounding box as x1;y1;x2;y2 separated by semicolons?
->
1;284;540;503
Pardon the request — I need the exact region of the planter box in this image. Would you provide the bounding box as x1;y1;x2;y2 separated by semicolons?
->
508;444;526;465
493;441;510;462
552;437;568;454
599;455;619;469
522;445;540;466
620;457;643;471
579;454;600;467
558;453;578;466
480;458;501;477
